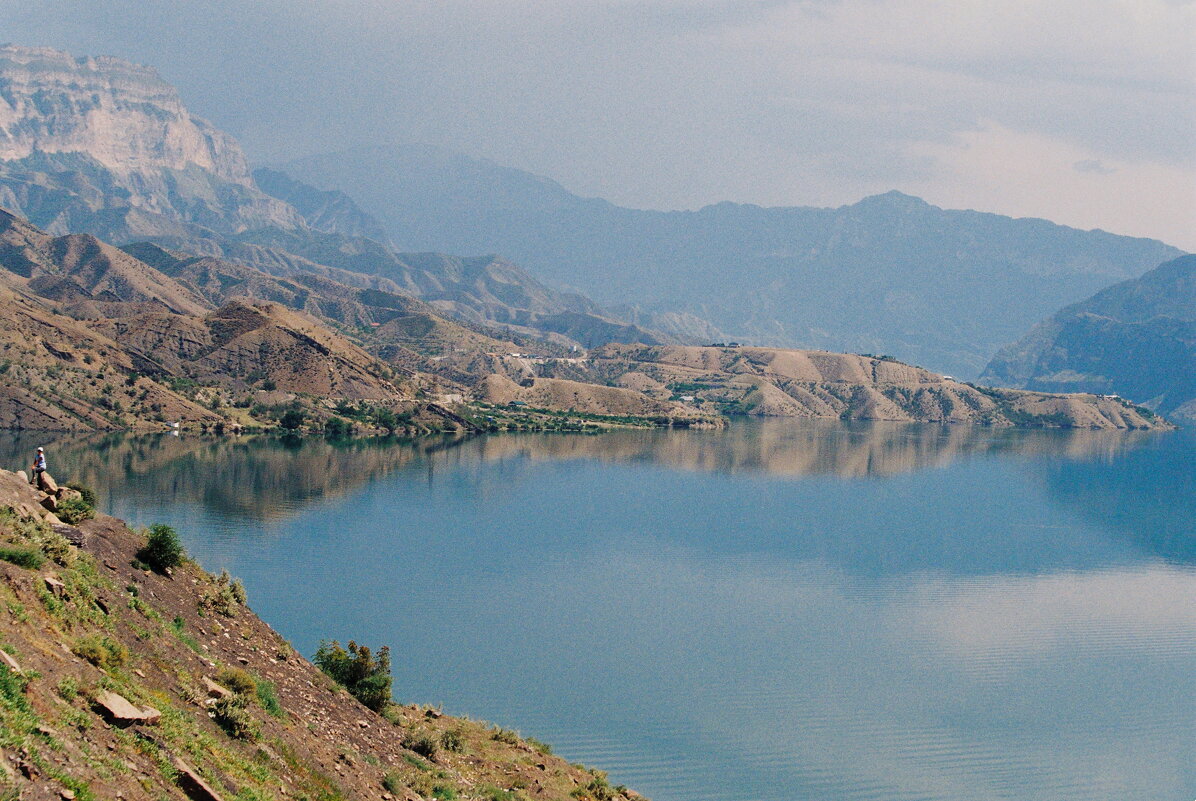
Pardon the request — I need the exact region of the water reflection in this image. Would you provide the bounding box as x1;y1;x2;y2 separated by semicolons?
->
3;422;1191;801
0;420;1162;523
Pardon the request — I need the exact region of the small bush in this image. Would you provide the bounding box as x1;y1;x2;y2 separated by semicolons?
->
56;496;95;525
0;664;30;712
440;728;464;753
382;773;403;793
66;483;98;509
217;666;257;697
200;570;246;617
0;546;45;570
72;635;128;670
491;728;519;745
402;732;438;759
137;524;185;572
279;409;305;430
313;640;392;711
381;704;404;726
324;416;352;438
212;696;259;741
432;786;458;800
526;737;553;755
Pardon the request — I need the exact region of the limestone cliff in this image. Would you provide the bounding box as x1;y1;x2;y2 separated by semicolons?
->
0;45;300;236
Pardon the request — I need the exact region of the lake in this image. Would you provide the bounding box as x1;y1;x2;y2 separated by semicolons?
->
8;420;1195;801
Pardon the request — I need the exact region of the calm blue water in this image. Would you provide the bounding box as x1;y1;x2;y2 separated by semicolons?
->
9;421;1196;801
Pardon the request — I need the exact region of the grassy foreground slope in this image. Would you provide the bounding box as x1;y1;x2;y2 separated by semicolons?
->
0;469;640;801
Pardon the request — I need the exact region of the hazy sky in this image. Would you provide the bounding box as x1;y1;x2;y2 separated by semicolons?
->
5;0;1195;249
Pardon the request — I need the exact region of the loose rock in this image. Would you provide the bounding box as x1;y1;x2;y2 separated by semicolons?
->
93;690;162;726
173;757;226;801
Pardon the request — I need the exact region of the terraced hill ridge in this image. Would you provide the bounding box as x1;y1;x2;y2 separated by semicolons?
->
534;344;1171;429
0;468;643;800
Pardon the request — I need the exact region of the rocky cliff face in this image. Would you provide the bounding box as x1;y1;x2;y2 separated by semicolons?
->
0;45;301;236
0;45;249;183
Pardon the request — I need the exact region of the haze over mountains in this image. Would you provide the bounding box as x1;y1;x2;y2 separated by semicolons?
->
281;145;1184;379
0;43;1186;429
0;45;667;352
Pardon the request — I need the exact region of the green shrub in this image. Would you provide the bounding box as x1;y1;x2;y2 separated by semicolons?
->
324;416;352;438
313;640;392;711
72;634;128;670
279;409;305;430
0;664;30;712
382;773;403;793
490;728;519;745
213;696;259;741
440;728;464;753
64;482;97;511
136;524;185;572
526;737;553;755
0;546;45;570
56;676;79;701
217;666;257;697
402;732;437;759
200;570;246;617
432;786;458;800
56;496;95;525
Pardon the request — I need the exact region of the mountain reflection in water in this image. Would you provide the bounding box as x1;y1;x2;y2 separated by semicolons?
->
0;419;1161;520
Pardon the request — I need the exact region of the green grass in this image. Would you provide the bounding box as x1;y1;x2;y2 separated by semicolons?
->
0;545;45;569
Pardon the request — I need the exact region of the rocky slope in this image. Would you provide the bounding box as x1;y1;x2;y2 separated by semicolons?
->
279;144;1185;377
539;344;1169;429
982;254;1196;421
0;208;427;431
0;468;642;800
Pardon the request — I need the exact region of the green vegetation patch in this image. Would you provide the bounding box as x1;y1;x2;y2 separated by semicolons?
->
136;523;186;572
0;545;45;570
313;640;392;711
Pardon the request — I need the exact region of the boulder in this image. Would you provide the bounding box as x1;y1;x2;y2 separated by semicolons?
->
52;524;84;546
172;757;226;801
56;487;82;503
202;677;234;700
40;495;58;513
37;471;58;494
43;575;65;598
93;690;161;725
15;471;27;483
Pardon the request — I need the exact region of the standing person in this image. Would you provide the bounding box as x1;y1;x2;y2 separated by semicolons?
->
31;446;46;485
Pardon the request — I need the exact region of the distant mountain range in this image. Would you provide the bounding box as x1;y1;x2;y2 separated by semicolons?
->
982;254;1196;420
279;144;1184;378
0;45;670;352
